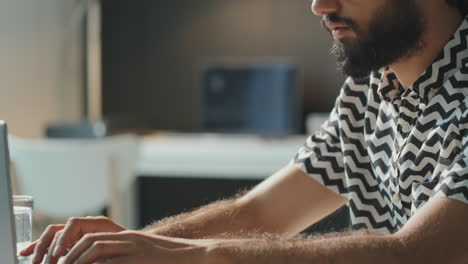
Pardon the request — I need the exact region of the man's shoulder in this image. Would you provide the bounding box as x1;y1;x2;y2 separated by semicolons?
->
332;76;374;112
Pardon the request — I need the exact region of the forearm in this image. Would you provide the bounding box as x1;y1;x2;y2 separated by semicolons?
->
208;233;409;264
141;198;260;239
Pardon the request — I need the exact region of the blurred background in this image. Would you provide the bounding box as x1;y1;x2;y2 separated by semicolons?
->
2;0;349;236
0;0;344;137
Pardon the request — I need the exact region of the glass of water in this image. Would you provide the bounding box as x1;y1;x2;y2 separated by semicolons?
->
13;195;33;254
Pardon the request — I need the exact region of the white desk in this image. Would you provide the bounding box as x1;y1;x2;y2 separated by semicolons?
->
137;133;307;179
133;133;307;228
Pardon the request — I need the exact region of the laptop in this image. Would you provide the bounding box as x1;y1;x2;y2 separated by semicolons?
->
0;121;19;264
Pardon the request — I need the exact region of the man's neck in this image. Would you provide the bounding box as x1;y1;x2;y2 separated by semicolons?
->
390;6;463;89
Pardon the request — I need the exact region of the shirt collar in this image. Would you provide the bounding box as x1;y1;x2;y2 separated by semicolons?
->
375;16;468;103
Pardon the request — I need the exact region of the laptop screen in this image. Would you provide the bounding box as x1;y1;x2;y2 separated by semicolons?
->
0;121;18;264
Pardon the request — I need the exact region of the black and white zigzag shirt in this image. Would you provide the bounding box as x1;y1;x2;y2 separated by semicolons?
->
293;17;468;234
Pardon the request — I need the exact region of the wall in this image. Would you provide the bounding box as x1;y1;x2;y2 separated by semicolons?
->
0;0;347;137
102;0;346;132
0;0;84;138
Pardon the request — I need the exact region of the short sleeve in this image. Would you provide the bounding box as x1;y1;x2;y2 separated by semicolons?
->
431;123;468;204
427;108;468;206
291;88;348;197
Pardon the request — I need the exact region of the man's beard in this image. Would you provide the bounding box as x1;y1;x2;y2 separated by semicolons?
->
323;1;425;79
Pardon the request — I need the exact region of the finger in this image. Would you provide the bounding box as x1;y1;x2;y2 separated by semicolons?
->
31;224;65;264
53;216;126;258
44;230;64;264
68;241;135;264
62;232;134;264
19;240;38;256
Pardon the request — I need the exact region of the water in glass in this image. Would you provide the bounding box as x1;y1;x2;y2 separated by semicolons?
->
14;205;32;253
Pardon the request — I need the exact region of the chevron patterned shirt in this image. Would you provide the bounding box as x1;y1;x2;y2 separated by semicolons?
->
293;17;468;234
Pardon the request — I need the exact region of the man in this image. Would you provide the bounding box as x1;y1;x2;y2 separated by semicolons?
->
21;0;468;263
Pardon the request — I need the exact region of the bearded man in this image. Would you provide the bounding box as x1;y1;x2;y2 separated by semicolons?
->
22;0;468;263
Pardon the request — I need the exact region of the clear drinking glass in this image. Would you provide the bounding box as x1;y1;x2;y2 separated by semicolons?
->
13;195;33;254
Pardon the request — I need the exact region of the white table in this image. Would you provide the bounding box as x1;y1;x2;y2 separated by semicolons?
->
137;133;307;179
131;133;308;228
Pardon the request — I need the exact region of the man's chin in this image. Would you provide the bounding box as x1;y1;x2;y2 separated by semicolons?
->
337;61;374;80
335;36;358;46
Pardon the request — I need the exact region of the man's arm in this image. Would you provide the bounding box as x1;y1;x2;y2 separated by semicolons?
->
58;197;468;264
206;197;468;264
143;165;347;238
21;165;346;264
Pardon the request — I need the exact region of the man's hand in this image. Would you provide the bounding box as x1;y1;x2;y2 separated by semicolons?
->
60;231;217;264
19;216;126;264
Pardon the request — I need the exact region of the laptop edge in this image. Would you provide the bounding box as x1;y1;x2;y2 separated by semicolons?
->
0;121;19;264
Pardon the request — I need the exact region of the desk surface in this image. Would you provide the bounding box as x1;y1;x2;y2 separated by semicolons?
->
137;133;307;179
